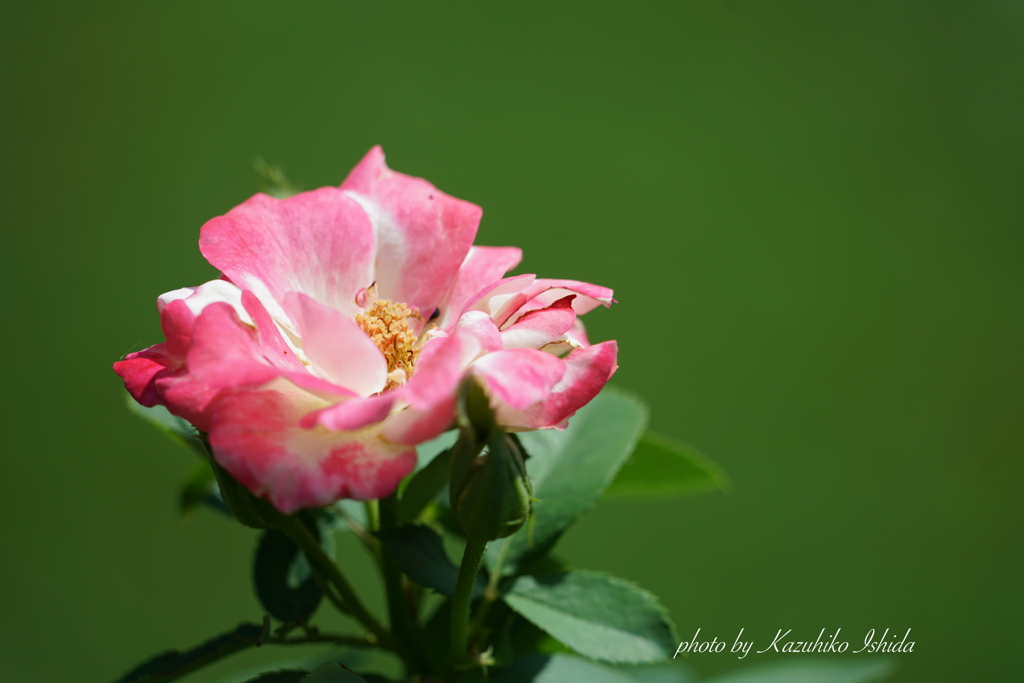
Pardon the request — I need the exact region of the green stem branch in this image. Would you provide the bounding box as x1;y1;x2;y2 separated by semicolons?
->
449;537;488;669
468;536;512;642
379;494;428;675
279;515;392;649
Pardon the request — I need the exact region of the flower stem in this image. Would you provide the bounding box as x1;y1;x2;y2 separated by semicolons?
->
449;536;488;669
378;494;429;675
468;536;512;642
279;515;392;649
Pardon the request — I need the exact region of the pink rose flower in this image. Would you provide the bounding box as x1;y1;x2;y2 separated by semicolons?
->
115;147;617;513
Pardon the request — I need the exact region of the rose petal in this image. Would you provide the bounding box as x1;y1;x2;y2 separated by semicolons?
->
471;348;568;411
209;382;417;512
493;340;619;429
200;188;376;321
492;278;614;327
303;393;398;431
381;395;458;446
436;246;522;330
401;328;480;410
500;295;578;350
287;293;388;397
538;340;619;425
341;146;482;316
114;344;170;407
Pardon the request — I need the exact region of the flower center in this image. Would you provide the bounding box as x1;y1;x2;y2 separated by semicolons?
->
355;299;420;390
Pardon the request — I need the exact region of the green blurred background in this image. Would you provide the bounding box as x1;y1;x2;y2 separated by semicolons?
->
2;1;1021;681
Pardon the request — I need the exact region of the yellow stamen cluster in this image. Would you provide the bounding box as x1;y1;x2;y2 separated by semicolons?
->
355;299;420;390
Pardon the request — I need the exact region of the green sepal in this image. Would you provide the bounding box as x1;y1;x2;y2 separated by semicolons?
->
452;431;533;541
449;377;533;541
209;454;286;530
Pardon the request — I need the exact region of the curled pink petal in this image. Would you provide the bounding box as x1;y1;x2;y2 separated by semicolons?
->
491;279;614;327
538;340;619;426
304;393;398;431
114;344;170;408
500;295;578;350
471;348;567;411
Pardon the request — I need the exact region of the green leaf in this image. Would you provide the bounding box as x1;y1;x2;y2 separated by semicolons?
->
413;429;459;472
253;516;324;623
397;447;453;524
125;395;206;458
113;621;267;682
504;570;678;664
300;663;372;682
178;461;222;517
605;432;728;499
500;386;647;571
494;654;693;683
376;524;484;597
619;662;696;683
703;659;895;683
240;671;310;683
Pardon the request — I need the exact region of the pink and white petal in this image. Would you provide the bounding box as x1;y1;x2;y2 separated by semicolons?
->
401;329;480;411
492;279;615;327
185;296;356;401
340;146;482;315
209;385;417;512
381;396;458;446
241;290;307;370
287;293;388;397
466;273;535;318
471;348;567;411
455;310;503;354
499;295;578;350
159;279;250;322
541;318;592;356
436;246;522;330
200;188;376;320
303;393;398;431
